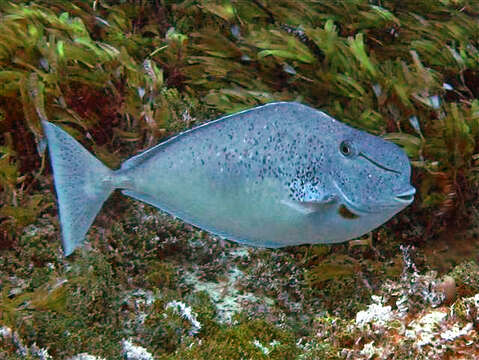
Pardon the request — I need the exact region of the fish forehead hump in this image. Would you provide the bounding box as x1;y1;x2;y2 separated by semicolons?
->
337;127;413;203
350;128;411;176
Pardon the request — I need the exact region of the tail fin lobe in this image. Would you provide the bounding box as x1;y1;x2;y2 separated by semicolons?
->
42;121;113;256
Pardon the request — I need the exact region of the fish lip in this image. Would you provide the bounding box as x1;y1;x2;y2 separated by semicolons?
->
344;196;412;216
394;187;416;204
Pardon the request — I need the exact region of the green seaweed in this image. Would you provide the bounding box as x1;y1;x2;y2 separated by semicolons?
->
166;315;300;360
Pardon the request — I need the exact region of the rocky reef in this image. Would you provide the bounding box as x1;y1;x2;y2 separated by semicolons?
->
1;0;479;358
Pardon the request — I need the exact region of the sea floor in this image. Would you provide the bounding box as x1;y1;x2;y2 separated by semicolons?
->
1;190;479;359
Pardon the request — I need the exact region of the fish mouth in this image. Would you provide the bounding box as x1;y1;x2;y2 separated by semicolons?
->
394;187;416;204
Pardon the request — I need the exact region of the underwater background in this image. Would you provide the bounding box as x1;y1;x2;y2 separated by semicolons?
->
0;0;479;358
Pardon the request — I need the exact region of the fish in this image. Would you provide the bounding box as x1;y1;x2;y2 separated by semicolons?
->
42;102;415;256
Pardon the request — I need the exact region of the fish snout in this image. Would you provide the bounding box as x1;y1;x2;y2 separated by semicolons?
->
394;187;416;204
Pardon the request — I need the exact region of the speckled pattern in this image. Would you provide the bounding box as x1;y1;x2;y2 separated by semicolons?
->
115;102;415;248
44;102;415;254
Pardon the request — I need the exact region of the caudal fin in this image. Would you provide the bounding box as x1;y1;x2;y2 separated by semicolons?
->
42;121;114;256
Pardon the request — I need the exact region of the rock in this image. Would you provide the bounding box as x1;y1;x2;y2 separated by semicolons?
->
435;276;456;304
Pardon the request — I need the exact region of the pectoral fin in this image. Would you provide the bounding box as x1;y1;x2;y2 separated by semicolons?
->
281;195;337;215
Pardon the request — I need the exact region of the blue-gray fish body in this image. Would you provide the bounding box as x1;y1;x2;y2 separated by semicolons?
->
43;102;415;256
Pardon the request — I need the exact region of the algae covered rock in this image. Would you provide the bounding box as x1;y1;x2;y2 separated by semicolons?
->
1;0;479;359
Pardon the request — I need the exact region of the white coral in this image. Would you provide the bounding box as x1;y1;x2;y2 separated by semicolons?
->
166;300;202;335
122;339;154;360
355;296;393;328
67;353;106;360
405;311;447;347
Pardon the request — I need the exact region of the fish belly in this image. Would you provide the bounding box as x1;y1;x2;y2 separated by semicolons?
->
122;156;401;247
121;158;318;247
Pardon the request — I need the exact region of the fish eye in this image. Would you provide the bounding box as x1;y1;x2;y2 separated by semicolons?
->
339;141;355;158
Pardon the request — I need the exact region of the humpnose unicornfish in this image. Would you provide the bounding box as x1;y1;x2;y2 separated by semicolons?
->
42;102;415;256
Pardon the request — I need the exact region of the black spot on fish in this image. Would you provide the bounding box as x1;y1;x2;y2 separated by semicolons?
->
338;205;359;219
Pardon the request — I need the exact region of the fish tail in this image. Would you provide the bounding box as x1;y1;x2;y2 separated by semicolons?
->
42;121;114;256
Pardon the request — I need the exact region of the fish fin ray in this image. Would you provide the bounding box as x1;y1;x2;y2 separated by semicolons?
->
281;196;336;215
42;121;113;256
